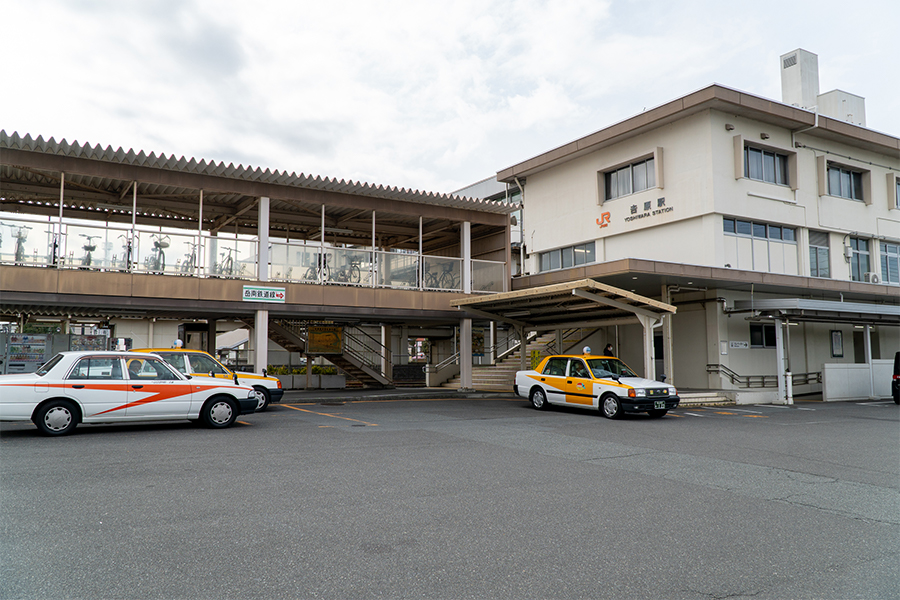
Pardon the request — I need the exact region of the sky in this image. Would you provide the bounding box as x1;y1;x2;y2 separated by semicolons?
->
3;0;897;195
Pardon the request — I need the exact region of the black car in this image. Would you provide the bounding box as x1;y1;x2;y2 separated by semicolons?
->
892;351;899;405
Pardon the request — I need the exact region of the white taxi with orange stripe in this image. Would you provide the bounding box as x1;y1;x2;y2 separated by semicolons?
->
514;353;680;419
0;351;258;436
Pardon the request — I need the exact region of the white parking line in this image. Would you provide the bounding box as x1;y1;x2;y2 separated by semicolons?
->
684;412;705;417
726;408;763;414
857;401;894;406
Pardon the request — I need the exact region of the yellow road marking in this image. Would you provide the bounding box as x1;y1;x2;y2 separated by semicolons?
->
743;415;769;418
282;404;378;426
715;411;736;415
237;421;250;425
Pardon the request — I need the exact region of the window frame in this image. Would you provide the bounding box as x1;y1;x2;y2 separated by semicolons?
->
744;145;790;186
827;163;865;201
808;231;830;279
849;237;871;282
749;323;777;349
880;241;900;285
600;150;661;204
723;218;796;243
539;241;596;273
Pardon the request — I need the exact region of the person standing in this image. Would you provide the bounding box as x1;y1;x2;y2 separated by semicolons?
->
604;343;615;356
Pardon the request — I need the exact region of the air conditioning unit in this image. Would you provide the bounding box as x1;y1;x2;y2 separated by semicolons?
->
864;272;880;283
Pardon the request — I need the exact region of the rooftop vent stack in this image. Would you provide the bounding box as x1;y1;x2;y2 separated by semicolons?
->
780;49;819;110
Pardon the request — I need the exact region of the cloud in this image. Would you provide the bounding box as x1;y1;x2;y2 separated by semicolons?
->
2;0;896;193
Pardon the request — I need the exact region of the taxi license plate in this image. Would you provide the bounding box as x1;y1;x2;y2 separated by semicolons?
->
654;401;666;409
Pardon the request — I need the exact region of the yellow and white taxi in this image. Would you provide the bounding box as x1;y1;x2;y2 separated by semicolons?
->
514;353;680;419
132;348;283;411
0;351;258;436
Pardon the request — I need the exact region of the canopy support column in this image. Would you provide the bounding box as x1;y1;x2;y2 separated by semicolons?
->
636;314;660;381
459;318;473;391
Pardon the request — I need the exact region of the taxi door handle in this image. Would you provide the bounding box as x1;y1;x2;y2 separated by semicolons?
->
131;385;144;389
567;380;572;384
71;385;85;389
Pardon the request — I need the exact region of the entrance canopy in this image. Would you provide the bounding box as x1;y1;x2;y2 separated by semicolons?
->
449;278;675;330
450;279;676;381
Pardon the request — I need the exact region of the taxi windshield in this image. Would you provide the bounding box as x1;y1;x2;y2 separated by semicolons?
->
587;358;637;379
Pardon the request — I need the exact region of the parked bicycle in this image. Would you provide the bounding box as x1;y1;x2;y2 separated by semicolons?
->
180;242;198;274
422;262;438;288
144;234;169;274
438;262;458;290
79;234;99;268
213;247;244;278
115;234;133;271
46;229;59;266
7;224;32;264
332;258;361;284
304;252;330;282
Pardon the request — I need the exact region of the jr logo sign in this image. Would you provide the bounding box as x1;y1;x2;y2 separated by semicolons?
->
596;212;611;228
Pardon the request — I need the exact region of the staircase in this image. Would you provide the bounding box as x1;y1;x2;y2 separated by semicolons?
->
264;319;393;388
442;331;562;392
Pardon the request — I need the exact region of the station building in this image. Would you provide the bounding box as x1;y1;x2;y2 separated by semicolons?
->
455;49;899;402
1;48;897;402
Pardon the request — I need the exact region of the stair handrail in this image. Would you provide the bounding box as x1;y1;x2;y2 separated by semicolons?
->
707;363;822;388
425;352;460;373
494;330;538;362
343;326;391;377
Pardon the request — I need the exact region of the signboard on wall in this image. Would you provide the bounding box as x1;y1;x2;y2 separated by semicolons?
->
308;326;343;354
242;285;285;303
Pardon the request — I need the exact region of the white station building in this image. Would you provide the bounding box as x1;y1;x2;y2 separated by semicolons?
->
456;49;899;403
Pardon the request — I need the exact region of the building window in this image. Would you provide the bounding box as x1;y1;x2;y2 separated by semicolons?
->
745;146;789;185
750;324;776;348
828;165;864;201
540;242;595;272
881;242;900;284
604;157;655;201
809;230;830;278
723;218;796;242
849;237;870;282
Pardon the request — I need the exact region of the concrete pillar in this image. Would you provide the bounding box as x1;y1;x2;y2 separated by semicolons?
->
636;314;658;380
255;309;269;373
488;321;496;365
864;324;874;398
206;319;217;355
775;318;786;403
381;324;392;378
661;284;674;385
517;326;527;372
460;318;473;390
462;221;472;294
258;196;269;282
399;325;409;365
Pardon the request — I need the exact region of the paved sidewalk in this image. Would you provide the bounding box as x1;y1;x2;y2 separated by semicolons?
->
279;387;517;404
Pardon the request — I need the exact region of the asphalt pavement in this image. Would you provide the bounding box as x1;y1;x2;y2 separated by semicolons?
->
1;396;897;599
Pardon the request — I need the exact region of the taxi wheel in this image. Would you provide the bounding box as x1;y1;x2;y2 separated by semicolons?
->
530;387;548;410
647;409;668;418
253;387;270;412
600;394;622;419
201;397;238;428
34;400;78;436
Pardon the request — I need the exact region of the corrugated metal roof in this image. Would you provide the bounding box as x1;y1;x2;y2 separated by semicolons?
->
1;130;515;215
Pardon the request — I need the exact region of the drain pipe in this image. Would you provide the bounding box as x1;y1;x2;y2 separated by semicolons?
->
514;177;525;275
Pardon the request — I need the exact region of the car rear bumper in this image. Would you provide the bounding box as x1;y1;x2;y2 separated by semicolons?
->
269;388;285;403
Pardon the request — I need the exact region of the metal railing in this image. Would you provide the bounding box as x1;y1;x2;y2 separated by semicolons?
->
343;326;391;377
707;363;822;388
1;215;505;295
